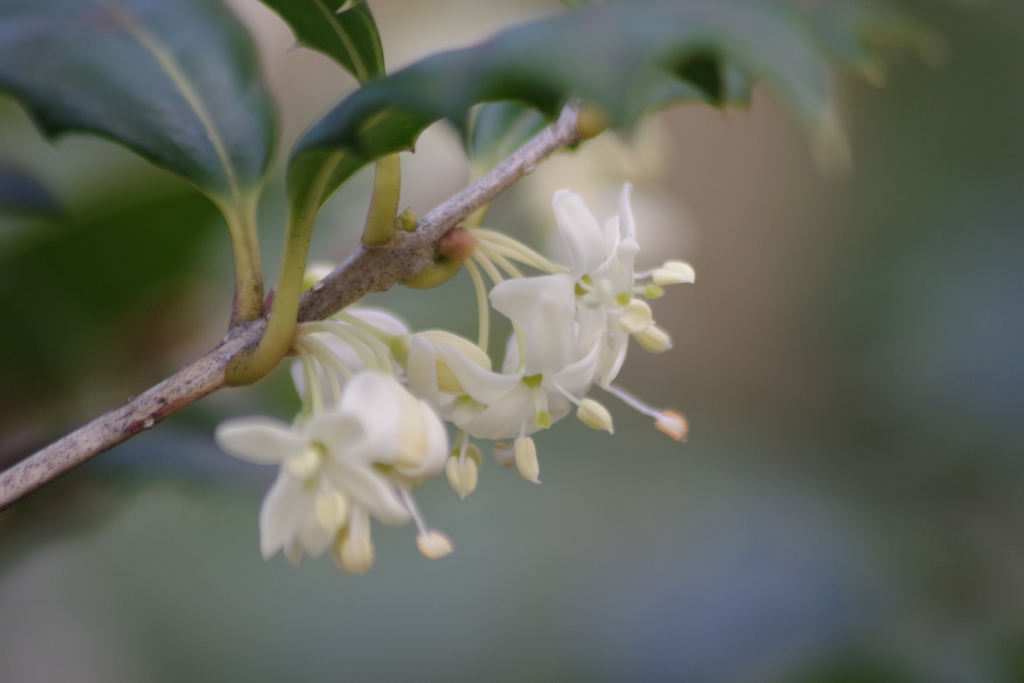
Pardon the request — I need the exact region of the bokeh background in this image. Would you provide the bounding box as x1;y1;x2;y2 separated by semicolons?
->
1;0;1023;681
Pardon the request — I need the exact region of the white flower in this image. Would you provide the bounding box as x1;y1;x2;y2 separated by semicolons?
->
489;185;645;388
437;294;599;445
216;371;449;570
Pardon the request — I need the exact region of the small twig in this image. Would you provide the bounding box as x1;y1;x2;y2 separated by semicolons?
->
0;103;583;511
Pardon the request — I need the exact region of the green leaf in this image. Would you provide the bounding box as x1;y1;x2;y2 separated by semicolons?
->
287;0;924;219
0;168;60;216
0;0;277;205
465;102;548;175
258;0;385;82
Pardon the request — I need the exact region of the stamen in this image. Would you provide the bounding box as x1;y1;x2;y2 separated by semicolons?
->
478;243;525;279
473;251;504;286
398;485;430;536
603;383;663;420
464;258;490;353
298;336;344;406
294;343;323;415
301;322;386;372
471;228;568;274
335;310;399;344
299;334;353;381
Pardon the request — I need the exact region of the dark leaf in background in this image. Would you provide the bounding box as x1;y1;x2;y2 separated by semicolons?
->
258;0;385;82
0;167;59;216
464;102;548;174
0;189;221;409
0;0;278;205
286;0;929;221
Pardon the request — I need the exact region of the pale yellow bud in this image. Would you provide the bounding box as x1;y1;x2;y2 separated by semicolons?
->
445;448;480;500
514;436;540;483
416;531;454;559
577;398;614;434
635;324;672;353
334;531;374;575
654;410;688;441
618;298;653;334
314;490;349;531
416;330;491;395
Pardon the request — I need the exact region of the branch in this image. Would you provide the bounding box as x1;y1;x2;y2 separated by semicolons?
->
0;102;583;511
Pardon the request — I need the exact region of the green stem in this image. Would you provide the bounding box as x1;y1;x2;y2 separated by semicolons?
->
225;154;342;386
222;195;264;326
362;154;402;247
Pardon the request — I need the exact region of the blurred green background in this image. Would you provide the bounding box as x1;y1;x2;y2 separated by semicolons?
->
1;0;1023;681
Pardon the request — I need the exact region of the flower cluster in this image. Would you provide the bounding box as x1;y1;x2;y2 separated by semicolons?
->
215;185;693;573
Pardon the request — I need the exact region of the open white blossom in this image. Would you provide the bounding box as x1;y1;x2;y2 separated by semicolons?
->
216;371;449;571
437;294;599;443
489;185;650;388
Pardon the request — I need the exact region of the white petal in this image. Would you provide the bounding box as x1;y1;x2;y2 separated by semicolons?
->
502;332;521;376
522;291;579;376
553;190;606;276
461;387;533;440
406;336;439;404
402;402;449;479
436;344;523;405
618;183;637;240
602;215;621;257
298;518;334;559
598;329;629;388
415;331;491;396
258;471;314;560
215;417;303;465
322;458;410;526
549;340;600;398
489;274;575;325
305;412;363;454
339;372;402;461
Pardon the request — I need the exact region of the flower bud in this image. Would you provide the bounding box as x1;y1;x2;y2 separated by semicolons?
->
577;398;614;434
635;324;672;353
437;227;479;261
514;436;540;483
334;530;374;575
415;330;491;395
654;410;688;441
445;446;481;500
618;298;653;334
416;531;454;559
652;260;695;285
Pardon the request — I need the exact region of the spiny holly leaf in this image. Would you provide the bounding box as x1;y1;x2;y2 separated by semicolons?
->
258;0;385;82
287;0;929;226
0;0;277;206
806;2;943;84
465;102;548;175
